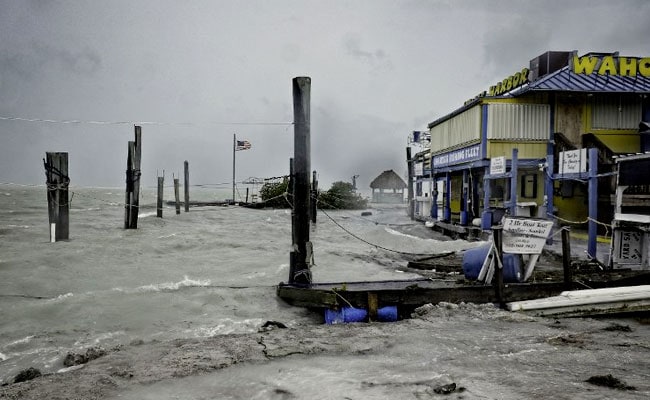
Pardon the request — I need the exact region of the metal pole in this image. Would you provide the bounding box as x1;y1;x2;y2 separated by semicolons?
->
588;148;598;259
406;146;414;219
509;148;518;217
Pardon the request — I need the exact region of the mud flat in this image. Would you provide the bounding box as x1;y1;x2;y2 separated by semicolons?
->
2;303;648;400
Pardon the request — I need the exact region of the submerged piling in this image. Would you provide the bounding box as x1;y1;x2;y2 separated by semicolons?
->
124;126;142;229
44;152;69;242
289;77;313;285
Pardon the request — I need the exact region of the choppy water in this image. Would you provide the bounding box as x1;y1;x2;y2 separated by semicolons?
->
0;184;479;384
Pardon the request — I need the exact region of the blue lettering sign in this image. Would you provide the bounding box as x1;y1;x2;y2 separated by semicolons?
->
432;144;482;168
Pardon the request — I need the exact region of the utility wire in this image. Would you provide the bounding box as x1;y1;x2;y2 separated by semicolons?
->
0;115;293;127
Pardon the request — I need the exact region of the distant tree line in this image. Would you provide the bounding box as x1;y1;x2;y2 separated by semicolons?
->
259;180;367;209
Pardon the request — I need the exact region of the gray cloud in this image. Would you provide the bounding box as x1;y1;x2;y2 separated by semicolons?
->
0;0;647;191
343;33;393;71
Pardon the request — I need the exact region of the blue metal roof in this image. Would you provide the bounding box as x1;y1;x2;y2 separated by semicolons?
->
514;65;650;94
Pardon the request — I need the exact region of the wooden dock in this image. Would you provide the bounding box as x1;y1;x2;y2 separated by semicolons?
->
277;279;566;313
277;271;650;316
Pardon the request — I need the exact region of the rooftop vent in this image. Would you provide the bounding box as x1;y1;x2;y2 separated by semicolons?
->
529;51;572;81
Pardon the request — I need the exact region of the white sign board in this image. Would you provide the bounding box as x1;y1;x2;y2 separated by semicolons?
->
558;148;587;175
490;156;506;175
502;217;554;254
414;162;423;177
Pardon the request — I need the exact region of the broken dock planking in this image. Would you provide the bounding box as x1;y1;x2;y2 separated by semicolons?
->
277;273;650;317
507;285;650;317
277;278;568;314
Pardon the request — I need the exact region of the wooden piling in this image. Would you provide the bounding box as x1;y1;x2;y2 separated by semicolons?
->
367;292;378;321
289;158;296;245
124;126;142;229
562;228;573;290
44;152;69;242
289;77;312;285
492;227;506;308
157;176;164;218
174;177;181;215
184;160;190;212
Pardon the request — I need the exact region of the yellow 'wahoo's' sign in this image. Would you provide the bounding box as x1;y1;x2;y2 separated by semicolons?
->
572;55;650;77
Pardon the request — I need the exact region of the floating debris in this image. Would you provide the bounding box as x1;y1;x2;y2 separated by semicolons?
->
13;367;41;384
585;374;636;390
63;346;107;367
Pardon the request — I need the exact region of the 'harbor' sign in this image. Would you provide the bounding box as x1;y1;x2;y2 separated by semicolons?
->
502;217;554;254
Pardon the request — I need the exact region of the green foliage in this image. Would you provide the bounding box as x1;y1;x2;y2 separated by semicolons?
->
318;181;368;210
259;179;289;208
259;179;368;209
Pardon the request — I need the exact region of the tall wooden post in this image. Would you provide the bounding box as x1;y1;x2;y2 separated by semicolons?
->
124;126;142;229
406;147;414;219
310;170;318;223
174;177;181;215
289;77;312;285
44;152;69;242
562;227;573;290
493;227;505;308
157;175;164;218
183;160;190;212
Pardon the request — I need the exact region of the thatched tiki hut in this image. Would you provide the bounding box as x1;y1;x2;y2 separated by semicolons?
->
370;170;407;203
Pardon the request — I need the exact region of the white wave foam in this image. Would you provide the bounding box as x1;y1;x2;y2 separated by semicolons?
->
138;211;157;219
73;330;125;346
5;335;34;347
384;227;423;240
189;318;265;337
0;352;7;361
47;292;73;302
113;276;212;294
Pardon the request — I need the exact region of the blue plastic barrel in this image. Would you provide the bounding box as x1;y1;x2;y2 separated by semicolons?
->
324;307;367;324
377;306;398;322
462;244;522;283
324;306;398;324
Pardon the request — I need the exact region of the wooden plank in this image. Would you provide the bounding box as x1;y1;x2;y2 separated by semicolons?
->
277;280;567;309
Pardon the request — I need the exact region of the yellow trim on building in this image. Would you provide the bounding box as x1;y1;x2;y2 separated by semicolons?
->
593;133;639;153
486;141;547;159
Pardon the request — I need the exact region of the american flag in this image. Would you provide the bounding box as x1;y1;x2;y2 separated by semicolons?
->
235;139;252;151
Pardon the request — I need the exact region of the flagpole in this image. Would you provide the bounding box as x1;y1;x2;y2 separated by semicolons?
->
232;133;236;204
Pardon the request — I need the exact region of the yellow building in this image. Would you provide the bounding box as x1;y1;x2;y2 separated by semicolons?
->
422;51;650;234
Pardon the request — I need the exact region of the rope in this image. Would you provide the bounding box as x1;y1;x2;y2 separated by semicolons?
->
319;208;442;257
313;194;412;227
548;213;611;238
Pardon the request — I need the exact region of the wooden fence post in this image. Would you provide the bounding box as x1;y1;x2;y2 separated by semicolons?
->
44;152;69;242
124;126;142;229
562;228;573;290
289;77;312;285
184;160;190;212
174;177;181;215
157;175;164;218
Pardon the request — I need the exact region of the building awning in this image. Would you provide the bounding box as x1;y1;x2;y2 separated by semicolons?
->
512;65;650;95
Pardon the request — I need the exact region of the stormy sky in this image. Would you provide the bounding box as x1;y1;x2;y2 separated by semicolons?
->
1;0;649;194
